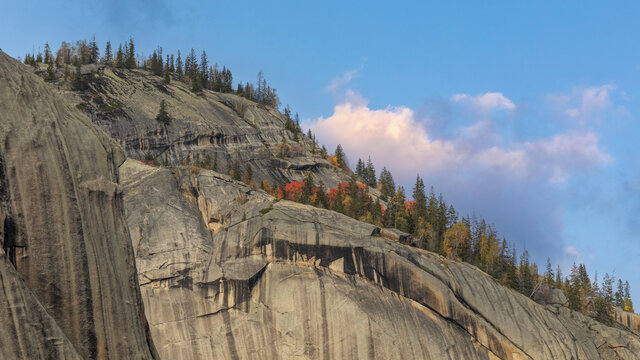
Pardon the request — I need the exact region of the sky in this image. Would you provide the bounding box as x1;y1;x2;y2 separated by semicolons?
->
1;1;639;305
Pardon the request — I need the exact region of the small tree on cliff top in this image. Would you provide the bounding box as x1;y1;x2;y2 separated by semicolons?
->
156;100;171;125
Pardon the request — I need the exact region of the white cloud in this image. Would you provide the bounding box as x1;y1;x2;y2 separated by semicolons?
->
324;67;362;92
451;92;516;112
564;245;584;265
547;85;618;125
312;91;610;183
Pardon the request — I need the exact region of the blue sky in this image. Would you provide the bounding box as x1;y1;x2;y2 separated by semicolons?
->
2;1;639;305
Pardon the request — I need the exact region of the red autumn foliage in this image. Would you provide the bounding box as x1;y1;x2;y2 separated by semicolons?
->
284;181;304;201
405;200;416;215
273;187;284;199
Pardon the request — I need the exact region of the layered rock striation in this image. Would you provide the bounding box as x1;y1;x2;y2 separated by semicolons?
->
65;66;348;188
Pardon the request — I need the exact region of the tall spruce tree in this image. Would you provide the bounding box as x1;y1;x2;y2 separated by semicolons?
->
126;37;136;69
104;41;112;64
200;51;209;89
176;50;183;78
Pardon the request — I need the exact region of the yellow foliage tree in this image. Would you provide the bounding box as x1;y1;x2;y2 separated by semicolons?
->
327;155;340;167
443;222;471;260
479;232;501;275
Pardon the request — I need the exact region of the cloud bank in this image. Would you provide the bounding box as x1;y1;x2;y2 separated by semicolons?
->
311;92;610;183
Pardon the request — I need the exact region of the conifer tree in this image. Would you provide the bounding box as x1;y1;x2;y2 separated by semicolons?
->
71;63;83;90
412;175;427;222
176;50;183;79
89;36;99;63
163;66;171;84
45;61;56;82
43;42;53;64
544;257;554;285
126;37;136;69
355;158;365;178
301;173;315;204
379;167;395;201
104;41;112;64
334;144;346;169
115;44;124;68
155;100;171;125
365;157;376;187
200;51;209;89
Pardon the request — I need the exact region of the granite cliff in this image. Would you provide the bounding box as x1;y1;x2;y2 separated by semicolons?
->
2;50;640;359
0;51;157;358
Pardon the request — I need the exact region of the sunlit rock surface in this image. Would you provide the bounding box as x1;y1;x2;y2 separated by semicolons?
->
122;159;640;360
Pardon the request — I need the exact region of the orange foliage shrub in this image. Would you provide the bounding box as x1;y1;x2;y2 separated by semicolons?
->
327;155;340;167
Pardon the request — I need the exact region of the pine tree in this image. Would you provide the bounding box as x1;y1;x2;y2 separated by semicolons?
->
115;44;124;68
191;69;203;93
155;100;171;125
170;54;175;72
555;265;563;288
301;173;315;204
334;144;346;169
126;37;136;69
355;158;365;178
616;279;625;307
176;50;183;79
200;51;209;89
567;263;582;311
43;42;53;64
71;63;83;90
412;175;427;222
544;258;554;285
391;186;409;232
104;41;112;64
379;167;395;201
446;205;458;228
163;66;171;84
365;157;376;187
185;48;197;80
45;61;57;82
89;36;99;63
151;50;163;75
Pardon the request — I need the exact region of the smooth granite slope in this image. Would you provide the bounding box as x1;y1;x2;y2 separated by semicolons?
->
0;51;158;359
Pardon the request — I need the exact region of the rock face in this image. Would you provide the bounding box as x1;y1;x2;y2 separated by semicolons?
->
121;159;640;360
615;308;640;332
67;67;348;188
0;51;157;359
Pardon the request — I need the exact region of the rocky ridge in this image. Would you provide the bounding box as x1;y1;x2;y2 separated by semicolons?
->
59;65;349;188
